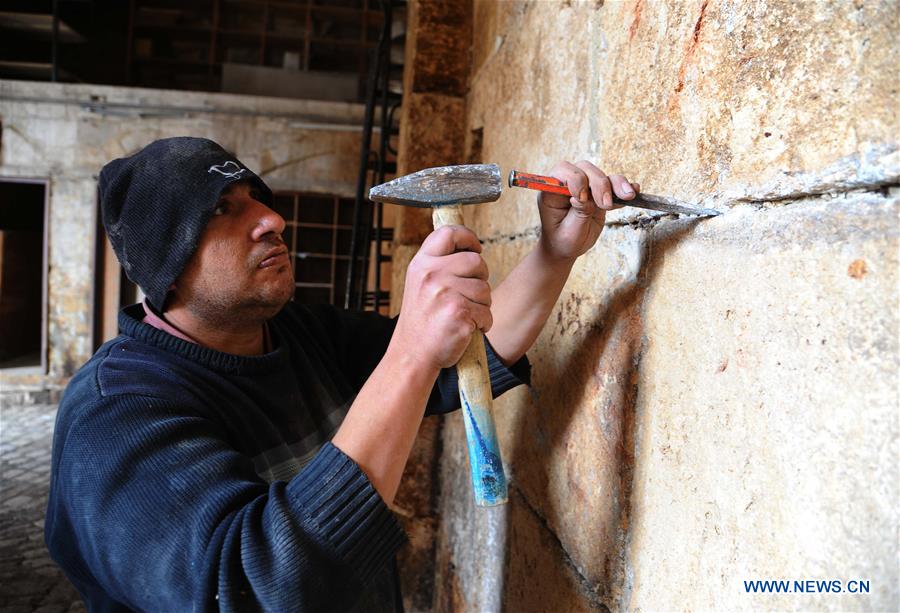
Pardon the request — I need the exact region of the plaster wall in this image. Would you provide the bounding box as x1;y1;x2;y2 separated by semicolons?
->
414;1;898;611
0;80;364;397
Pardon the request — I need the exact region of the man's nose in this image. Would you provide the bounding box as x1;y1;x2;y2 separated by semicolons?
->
250;201;286;241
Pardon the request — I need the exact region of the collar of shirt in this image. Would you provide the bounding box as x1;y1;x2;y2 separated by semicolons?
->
141;298;273;353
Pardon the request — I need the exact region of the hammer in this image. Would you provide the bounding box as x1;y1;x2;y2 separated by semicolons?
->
369;164;507;507
369;163;717;505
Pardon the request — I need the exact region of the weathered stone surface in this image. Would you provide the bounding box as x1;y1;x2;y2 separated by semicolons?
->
395;415;442;613
465;0;899;236
394;0;473;250
377;0;900;608
404;0;472;98
47;178;96;380
388;244;417;317
390;4;475;609
435;405;602;613
624;191;899;611
412;1;900;610
439;189;899;611
0;80;363;394
394;93;469;245
602;0;899;203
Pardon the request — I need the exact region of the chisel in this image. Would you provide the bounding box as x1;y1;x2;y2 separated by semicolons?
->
508;170;720;217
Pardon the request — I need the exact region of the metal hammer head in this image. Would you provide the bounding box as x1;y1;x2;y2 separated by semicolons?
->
368;164;502;207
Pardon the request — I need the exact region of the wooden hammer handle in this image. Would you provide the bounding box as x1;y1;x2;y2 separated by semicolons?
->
432;206;508;506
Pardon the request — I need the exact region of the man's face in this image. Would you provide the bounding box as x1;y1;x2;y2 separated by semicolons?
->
171;181;294;322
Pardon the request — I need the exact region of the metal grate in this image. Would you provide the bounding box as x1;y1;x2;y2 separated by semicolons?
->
345;0;402;312
271;191;360;307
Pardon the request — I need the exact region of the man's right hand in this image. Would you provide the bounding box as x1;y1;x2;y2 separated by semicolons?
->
392;225;492;371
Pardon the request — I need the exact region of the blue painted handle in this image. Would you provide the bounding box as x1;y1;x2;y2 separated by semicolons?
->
432;205;508;507
457;330;508;506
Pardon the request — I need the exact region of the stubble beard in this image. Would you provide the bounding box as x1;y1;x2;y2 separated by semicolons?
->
188;264;294;328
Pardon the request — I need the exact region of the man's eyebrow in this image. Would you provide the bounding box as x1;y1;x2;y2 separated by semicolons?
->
217;182;243;200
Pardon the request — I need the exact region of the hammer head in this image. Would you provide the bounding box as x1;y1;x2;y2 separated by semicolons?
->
368;164;502;208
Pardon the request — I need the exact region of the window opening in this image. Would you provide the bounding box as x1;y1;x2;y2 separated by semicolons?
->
272;191;386;310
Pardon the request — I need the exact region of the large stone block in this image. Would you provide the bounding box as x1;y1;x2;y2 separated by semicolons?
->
598;0;899;204
405;0;472;97
625;190;899;611
395;92;469;246
388;243;417;317
47;178;97;378
396;415;443;613
435;404;600;613
465;0;899;238
435;185;898;611
479;225;649;607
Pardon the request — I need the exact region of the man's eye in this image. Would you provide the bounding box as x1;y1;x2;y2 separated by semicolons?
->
250;189;263;202
213;202;227;215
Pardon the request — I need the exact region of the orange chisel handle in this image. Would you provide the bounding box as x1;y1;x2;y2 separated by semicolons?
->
508;170;572;196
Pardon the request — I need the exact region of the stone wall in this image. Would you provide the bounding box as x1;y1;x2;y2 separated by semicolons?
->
395;1;899;611
391;1;474;610
0;80;363;397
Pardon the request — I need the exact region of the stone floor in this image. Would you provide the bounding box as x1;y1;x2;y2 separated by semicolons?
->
0;402;84;612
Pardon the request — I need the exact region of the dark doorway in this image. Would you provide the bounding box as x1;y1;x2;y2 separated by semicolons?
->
0;179;47;370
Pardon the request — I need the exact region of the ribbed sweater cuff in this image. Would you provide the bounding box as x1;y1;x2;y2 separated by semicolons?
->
286;442;406;584
484;337;532;396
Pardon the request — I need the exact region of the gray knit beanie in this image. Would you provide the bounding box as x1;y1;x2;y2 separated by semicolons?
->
98;137;272;311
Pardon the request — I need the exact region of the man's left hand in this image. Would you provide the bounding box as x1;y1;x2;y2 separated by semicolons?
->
536;160;640;261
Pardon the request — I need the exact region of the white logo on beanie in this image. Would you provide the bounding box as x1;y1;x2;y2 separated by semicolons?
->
208;161;247;179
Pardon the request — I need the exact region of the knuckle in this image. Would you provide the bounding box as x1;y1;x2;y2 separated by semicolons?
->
432;284;448;301
466;251;483;268
463;319;477;336
442;293;464;321
428;226;453;249
472;306;491;333
449;295;467;316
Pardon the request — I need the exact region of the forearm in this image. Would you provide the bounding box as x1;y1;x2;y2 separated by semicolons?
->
486;242;576;365
331;341;440;506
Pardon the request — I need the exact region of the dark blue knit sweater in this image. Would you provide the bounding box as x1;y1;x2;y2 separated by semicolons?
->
45;302;530;612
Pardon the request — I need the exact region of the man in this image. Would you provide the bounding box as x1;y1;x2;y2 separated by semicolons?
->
45;137;638;611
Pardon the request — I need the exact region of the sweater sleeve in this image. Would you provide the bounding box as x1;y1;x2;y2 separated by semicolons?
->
301;304;532;416
45;394;405;612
